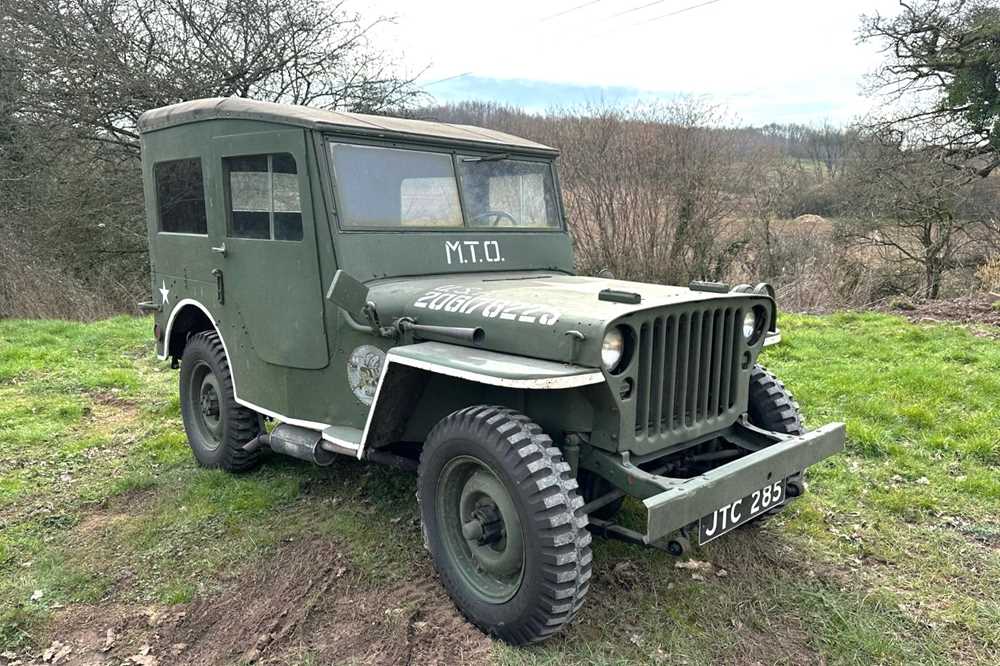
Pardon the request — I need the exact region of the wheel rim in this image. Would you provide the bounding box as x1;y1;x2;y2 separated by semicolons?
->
436;455;524;604
189;360;223;450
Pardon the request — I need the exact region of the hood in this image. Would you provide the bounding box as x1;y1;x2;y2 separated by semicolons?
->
368;271;770;368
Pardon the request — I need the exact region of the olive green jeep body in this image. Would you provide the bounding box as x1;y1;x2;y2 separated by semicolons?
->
139;98;844;644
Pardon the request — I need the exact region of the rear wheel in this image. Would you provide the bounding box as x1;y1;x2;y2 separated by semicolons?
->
179;331;261;471
418;405;591;645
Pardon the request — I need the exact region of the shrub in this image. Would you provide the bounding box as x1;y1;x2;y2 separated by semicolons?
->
976;256;1000;294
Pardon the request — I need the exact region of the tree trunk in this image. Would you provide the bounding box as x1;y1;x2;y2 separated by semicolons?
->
925;261;942;300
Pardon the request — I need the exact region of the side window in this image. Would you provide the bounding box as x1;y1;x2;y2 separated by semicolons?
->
225;153;303;241
155;158;208;234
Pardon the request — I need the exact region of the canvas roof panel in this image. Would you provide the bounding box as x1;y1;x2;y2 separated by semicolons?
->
138;98;556;154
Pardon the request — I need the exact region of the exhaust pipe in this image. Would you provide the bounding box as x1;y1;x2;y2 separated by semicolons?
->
244;424;337;466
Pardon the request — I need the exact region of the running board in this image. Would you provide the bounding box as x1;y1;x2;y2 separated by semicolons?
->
321;426;362;458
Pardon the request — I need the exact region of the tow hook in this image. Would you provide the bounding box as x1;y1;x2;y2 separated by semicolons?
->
665;532;690;557
786;474;805;498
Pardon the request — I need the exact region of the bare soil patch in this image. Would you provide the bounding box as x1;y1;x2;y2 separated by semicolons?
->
74;487;156;537
3;538;491;666
881;294;1000;329
84;393;140;431
88;391;139;411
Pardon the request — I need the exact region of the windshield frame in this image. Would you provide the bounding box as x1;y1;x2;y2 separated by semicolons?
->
324;136;567;233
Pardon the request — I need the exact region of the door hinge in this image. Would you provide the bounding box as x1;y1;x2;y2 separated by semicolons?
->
211;268;224;304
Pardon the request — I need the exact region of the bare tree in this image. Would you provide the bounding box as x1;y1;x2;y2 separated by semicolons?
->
838;131;993;298
1;0;422;317
540;101;761;285
803;124;857;180
9;0;423;154
746;156;810;281
860;0;1000;177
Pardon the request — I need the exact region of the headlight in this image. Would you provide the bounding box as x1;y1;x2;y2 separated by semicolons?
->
601;328;624;371
742;311;757;340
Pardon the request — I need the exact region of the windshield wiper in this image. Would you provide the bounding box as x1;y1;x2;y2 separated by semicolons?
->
461;153;509;163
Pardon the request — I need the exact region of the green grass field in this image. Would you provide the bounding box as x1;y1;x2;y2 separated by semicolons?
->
0;313;997;664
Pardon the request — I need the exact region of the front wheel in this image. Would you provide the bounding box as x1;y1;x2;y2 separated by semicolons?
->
417;406;592;645
747;364;805;436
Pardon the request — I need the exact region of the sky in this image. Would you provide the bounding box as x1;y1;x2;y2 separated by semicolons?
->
363;0;904;126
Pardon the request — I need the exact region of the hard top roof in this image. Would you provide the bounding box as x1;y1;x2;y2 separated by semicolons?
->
138;97;557;155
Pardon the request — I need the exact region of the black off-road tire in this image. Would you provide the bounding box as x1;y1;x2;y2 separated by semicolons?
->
747;364;805;519
747;364;806;436
418;405;592;645
179;331;261;472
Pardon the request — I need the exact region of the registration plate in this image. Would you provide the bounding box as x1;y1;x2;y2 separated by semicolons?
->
698;479;785;544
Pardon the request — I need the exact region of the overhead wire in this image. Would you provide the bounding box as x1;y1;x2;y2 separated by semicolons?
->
632;0;726;26
422;0;730;94
423;71;473;87
607;0;674;20
593;0;728;37
539;0;608;23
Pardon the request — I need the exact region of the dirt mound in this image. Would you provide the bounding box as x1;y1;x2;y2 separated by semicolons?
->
11;539;491;665
882;294;1000;329
792;213;829;227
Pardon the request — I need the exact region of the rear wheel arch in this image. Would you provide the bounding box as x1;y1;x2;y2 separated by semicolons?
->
164;300;218;362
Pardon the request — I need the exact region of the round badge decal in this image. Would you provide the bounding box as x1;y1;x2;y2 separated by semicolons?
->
347;345;385;406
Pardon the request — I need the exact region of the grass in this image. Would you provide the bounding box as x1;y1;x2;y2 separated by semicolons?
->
0;313;997;663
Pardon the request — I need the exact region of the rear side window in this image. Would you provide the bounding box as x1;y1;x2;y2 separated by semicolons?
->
225;153;303;241
155;158;208;234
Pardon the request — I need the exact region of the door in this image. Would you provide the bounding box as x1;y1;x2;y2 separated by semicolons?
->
211;129;329;370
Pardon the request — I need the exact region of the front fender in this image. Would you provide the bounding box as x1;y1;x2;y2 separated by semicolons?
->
386;341;605;389
358;342;605;457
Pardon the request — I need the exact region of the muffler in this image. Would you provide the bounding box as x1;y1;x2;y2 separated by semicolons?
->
244;424;336;466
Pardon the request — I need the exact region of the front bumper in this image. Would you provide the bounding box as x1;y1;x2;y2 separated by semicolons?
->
642;422;845;542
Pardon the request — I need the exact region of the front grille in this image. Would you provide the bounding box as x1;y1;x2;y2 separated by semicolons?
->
634;305;743;439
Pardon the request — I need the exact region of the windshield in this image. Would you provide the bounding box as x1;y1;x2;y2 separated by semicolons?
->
328;142;562;230
457;156;561;229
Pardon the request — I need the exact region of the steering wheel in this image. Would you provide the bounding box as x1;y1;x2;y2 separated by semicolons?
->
470;210;517;227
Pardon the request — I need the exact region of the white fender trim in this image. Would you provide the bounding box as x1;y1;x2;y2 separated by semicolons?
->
160;298;334;432
355;348;605;459
162;301;604;462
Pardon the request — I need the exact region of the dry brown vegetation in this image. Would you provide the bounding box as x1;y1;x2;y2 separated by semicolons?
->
422;101;1000;311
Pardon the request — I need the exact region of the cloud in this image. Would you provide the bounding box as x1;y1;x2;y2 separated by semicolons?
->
365;0;903;125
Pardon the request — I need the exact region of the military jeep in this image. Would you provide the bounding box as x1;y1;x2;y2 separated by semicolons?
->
138;98;844;645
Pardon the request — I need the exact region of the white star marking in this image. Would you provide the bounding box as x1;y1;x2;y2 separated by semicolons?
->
159;280;170;306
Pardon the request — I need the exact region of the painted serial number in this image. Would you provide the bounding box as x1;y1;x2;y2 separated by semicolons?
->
413;285;559;326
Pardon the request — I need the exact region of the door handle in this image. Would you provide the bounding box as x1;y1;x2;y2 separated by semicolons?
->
211;242;227;257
